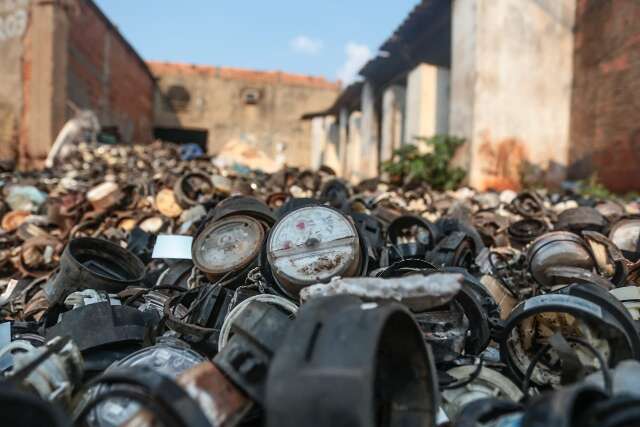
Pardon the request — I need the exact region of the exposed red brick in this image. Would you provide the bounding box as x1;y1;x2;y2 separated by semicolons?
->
66;0;154;143
599;53;629;73
569;0;640;192
147;61;341;91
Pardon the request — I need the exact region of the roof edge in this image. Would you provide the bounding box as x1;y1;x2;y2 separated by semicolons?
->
147;61;342;91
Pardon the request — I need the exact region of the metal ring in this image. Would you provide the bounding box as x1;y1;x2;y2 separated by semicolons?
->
218;294;298;352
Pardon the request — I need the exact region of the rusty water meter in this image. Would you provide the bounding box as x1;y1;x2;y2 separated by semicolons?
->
609;218;640;262
192;215;265;278
266;206;362;299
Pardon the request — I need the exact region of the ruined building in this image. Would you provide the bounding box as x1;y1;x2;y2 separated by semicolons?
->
0;0;340;169
149;62;339;168
306;0;640;192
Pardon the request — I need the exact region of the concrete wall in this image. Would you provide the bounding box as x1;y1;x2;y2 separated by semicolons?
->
0;0;28;163
450;0;576;190
569;0;640;192
149;62;340;168
67;0;154;143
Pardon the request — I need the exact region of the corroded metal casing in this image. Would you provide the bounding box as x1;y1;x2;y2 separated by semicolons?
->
526;231;595;287
44;238;145;304
192;215;265;277
609;218;640;262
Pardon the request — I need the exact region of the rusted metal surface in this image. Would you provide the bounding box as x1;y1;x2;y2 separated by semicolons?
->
122;362;252;427
0;140;639;426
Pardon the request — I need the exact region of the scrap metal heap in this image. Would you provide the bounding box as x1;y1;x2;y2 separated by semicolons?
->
2;141;640;426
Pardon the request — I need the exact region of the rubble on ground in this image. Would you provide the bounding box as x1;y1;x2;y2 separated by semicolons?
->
2;140;640;427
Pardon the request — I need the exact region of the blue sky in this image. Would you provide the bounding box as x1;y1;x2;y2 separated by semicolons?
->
93;0;418;84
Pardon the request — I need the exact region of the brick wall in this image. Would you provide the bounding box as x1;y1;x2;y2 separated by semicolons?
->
149;62;340;167
569;0;640;192
66;0;154;143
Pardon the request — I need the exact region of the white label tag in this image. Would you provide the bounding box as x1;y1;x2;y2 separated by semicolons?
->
152;235;193;260
524;294;602;318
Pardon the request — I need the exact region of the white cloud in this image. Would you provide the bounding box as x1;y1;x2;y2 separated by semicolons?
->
290;35;323;55
336;42;372;84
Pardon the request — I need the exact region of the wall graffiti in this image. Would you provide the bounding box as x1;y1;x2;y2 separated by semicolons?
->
0;3;28;43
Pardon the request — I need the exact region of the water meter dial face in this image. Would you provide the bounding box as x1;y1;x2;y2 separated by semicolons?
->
192;215;264;275
267;206;361;297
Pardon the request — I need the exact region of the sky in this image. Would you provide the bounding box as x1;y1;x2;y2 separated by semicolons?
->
93;0;419;84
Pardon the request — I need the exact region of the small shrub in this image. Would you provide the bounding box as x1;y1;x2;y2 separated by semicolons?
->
382;135;466;191
578;174;612;199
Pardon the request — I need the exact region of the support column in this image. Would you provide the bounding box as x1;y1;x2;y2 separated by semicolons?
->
380;85;406;163
359;81;379;178
323;115;340;173
347;111;362;183
449;0;576;190
404;63;450;148
310;117;325;170
338;107;349;177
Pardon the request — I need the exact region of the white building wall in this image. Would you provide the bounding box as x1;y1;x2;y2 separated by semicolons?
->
450;0;576;190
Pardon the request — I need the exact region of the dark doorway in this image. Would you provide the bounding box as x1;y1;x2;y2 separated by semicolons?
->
154;127;208;150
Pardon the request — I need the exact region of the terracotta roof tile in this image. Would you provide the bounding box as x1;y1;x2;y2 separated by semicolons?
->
147;61;341;90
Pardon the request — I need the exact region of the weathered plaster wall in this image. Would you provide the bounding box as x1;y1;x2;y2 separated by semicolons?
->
569;0;640;192
149;62;340;168
0;0;29;163
450;0;576;190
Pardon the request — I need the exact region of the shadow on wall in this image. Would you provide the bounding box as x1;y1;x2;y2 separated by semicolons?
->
519;160;567;190
152;85;209;151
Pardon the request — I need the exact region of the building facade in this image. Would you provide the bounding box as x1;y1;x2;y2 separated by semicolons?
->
149;62;340;168
0;0;155;169
308;0;640;192
0;0;340;170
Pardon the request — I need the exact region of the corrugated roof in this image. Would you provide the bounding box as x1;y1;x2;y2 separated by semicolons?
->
147;61;341;91
301;81;363;119
359;0;451;84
